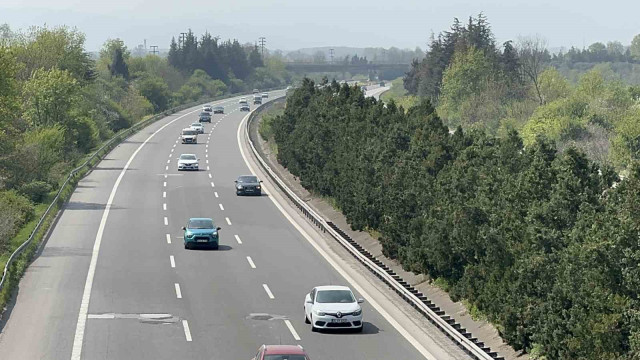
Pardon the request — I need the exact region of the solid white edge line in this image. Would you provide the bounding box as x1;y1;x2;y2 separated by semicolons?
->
262;284;274;299
225;217;231;225
175;283;182;298
236;110;437;360
284;320;301;341
170;255;175;268
70;107;201;360
246;256;256;269
219;204;224;211
234;234;242;244
166;234;171;244
182;320;192;342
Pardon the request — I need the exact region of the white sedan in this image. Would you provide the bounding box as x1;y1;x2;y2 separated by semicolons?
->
190;122;204;134
177;154;199;171
304;285;364;332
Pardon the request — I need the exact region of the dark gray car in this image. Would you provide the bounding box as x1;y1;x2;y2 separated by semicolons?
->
235;175;262;196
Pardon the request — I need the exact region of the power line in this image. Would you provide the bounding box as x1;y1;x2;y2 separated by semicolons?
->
258;37;266;57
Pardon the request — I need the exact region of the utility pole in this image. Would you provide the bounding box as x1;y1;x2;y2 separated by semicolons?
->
329;48;335;64
149;45;159;55
179;32;187;49
258;37;266;57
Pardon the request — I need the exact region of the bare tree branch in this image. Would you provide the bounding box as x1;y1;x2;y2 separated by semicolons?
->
517;35;549;105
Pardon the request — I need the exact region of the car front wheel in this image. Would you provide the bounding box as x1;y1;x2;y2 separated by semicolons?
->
310;315;318;332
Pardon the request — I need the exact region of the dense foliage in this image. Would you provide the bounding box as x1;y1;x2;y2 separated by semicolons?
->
272;79;640;359
403;15;640;169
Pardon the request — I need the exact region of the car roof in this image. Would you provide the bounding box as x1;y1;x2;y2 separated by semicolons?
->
315;285;351;291
188;217;213;221
180;153;196;157
191;122;202;125
263;345;306;355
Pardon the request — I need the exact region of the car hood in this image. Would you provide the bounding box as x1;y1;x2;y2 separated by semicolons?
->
313;302;360;313
178;159;198;164
186;228;217;236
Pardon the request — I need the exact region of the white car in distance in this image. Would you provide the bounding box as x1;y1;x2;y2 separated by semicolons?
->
177;154;199;171
203;104;212;112
304;285;364;332
190;122;204;134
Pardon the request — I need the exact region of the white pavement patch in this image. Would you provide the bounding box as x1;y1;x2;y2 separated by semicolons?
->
246;256;256;269
262;284;274;299
71;107;202;360
175;283;182;299
166;234;172;244
284;320;301;341
225;217;232;225
234;235;242;244
182;320;193;342
170;255;176;268
236;110;438;359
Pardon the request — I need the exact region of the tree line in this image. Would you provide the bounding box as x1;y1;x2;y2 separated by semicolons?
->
401;14;640;169
271;79;640;359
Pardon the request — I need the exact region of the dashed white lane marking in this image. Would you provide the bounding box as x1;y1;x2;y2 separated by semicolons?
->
164;217;168;226
219;204;224;211
206;154;208;158
71;107;201;360
163;203;167;211
163;181;167;187
210;182;215;188
206;144;209;148
284;320;301;341
263;284;274;299
234;235;242;244
167;159;170;163
165;166;168;171
246;256;256;269
214;192;218;198
225;217;232;225
208;174;212;178
182;320;192;342
205;149;208;153
170;255;175;268
163;191;166;198
164;174;168;179
169;153;172;158
171;148;174;153
87;314;115;319
207;166;210;170
175;283;182;298
206;160;209;164
166;234;171;244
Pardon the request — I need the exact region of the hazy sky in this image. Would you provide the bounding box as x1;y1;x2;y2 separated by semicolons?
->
2;0;639;52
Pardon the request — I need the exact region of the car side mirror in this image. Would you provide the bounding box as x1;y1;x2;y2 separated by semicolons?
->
216;227;221;231
357;298;365;304
234;180;238;183
260;180;263;183
181;226;186;230
305;294;313;303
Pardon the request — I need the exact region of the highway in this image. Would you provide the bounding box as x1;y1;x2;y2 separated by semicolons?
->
0;89;467;360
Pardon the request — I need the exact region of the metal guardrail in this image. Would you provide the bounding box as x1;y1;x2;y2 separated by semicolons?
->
245;99;502;360
0;89;266;294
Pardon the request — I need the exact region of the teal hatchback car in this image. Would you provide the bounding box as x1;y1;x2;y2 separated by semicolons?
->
182;218;221;250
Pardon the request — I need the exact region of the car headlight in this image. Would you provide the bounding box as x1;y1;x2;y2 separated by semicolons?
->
352;308;362;316
237;185;243;189
313;310;326;316
185;233;194;239
256;185;261;189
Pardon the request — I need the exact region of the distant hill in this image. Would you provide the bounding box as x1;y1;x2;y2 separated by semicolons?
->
284;46;424;64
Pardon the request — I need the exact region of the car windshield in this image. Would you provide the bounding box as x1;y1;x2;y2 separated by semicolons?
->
214;106;223;110
315;290;355;303
199;112;209;116
188;219;214;229
180;154;196;160
238;176;258;183
182;130;196;135
264;356;307;360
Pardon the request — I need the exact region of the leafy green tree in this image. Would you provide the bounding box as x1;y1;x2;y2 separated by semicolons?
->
537;67;571;104
629;34;640;60
22;68;79;127
135;75;171;111
249;44;263;68
110;47;129;79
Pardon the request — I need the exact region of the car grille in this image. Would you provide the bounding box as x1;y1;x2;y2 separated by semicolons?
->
324;312;354;317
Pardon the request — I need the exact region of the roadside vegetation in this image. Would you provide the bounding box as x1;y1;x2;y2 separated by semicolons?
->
272;79;640;359
403;14;640;168
0;24;291;306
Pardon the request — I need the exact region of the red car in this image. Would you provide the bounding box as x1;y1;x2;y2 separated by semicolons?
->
251;345;310;360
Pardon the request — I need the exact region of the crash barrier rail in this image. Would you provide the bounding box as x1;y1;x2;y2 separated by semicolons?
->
246;99;503;360
0;88;279;295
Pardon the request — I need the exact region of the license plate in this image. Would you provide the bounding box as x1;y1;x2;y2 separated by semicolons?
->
197;239;208;243
331;319;348;323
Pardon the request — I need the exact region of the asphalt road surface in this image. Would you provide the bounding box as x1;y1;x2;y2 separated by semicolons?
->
0;89;465;360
